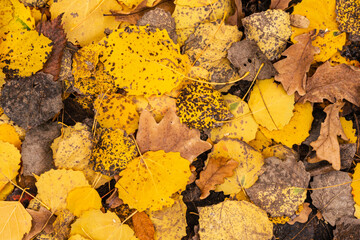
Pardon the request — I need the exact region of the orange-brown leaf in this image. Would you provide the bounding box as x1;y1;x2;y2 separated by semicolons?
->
270;0;291;10
196;157;239;199
136;109;212;162
132;211;155;240
310;101;348;170
274;33;316;95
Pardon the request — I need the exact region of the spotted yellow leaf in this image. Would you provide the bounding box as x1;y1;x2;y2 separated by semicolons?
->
312;31;346;63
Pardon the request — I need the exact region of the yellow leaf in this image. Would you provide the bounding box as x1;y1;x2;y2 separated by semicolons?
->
69;234;90;240
210;139;264;194
0;181;14;200
149;196;187;240
210;94;258;143
340;117;357;144
242;9;291;60
172;0;232;45
291;0;338;41
0;114;26;140
312;30;346;63
0;140;20;191
355;204;360;219
352;163;360;205
50;0;123;46
70;210;137;240
330;51;360;67
198;200;273;240
99;25;189;96
248;79;295;131
66;186;102;217
36;169;90;212
91;128;138;176
0;123;21;149
248;130;273;153
0;29;52;77
94;93;139;134
116;150;191;211
260;102;313;148
0;201;32;240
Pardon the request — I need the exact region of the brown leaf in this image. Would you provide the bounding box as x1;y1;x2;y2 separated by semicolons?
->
270;0;291;10
24;207;54;240
36;14;66;81
136;109;212;162
105;189;123;209
226;0;244;27
274;33;316;95
288;203;312;225
132;211;155;240
196;156;238;199
300;62;360;106
310;101;348;170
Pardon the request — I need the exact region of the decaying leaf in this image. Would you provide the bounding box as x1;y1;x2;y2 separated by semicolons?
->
24;206;53;240
91;128;138;176
210;139;264;195
246;155;310;217
248;79;295;131
210;94;259;143
136;108;211;162
149;197;187;240
333;217;360;240
0;201;32;240
242;9;292;60
196;156;238;199
198;200;273;240
260;102;313;148
176;82;232;129
132;211;155;240
227;39;277;81
52;209;75;240
270;0;291;10
311;171;355;226
310;101;348;170
287;203;313;225
274;33;316;96
0;140;21;191
336;0;360;40
300;62;360;106
94;93;139;134
66;186;102;217
116;150;191;211
36;169;90;212
0;73;63;129
99;25;189;96
70;210;137;240
0;29;52;77
290;14;310;28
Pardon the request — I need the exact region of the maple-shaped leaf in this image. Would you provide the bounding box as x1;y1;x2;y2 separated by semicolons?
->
310;101;348;170
132;211;155;240
36;14;66;81
0;201;32;240
136;108;211;162
300;62;360;106
274;33;316;96
196;156;238;199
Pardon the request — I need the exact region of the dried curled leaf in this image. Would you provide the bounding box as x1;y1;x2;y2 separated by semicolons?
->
99;25;189;96
0;140;21;191
0;29;52;77
136;108;211;162
196;156;238;199
310;101;348;170
176;82;232;129
116;151;191;211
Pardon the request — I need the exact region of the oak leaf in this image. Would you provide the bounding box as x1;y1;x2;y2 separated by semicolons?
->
274;33;316;96
196;156;238;199
310;101;348;170
132;211;155;240
300;62;360;106
24;207;53;240
136;108;211;162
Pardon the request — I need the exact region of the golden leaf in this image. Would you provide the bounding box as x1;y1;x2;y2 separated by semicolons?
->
0;140;21;191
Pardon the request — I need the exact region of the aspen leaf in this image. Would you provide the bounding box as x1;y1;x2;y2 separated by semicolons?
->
336;0;360;39
260;102;313;148
91;128;138;177
99;26;189;96
356;204;360;219
116;150;191;212
0;29;52;77
210;139;264;195
242;9;292;60
312;31;346;63
340;117;357;144
0;201;32;240
248;79;295;131
94;93;139;134
132;211;155;240
70;210;137;240
210;94;258;143
0;181;14;200
310;102;348;170
329;51;360;67
69;234;89;240
196;156;238;199
36;169;90;212
352;163;360;206
198;200;273;240
0;140;21;191
52;209;75;240
248;130;273;153
66;186;102;217
136;108;211;162
0;123;21;149
176;82;232;129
